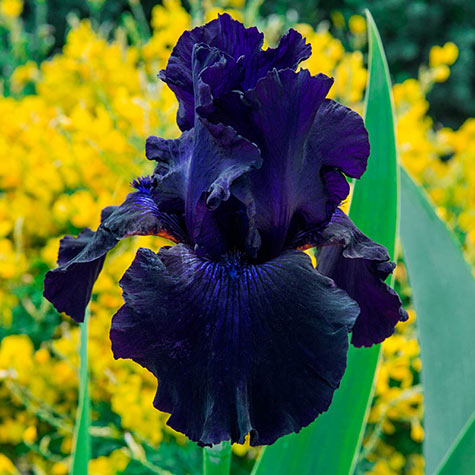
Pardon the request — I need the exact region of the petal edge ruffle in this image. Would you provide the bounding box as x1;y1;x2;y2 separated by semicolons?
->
316;209;408;347
111;244;359;445
44;182;185;322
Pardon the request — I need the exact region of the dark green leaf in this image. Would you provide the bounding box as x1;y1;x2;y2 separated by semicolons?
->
400;169;475;474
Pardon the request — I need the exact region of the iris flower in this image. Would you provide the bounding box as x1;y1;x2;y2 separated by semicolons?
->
44;15;407;446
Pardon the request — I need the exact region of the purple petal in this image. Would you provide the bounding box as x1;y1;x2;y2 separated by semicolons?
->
57;228;95;266
206;70;370;259
146;130;193;215
310;99;369;179
196;46;240;112
215;69;334;258
316;209;408;347
110;244;359;446
184;46;263;258
160;14;263;131
188;119;262;258
147;63;263;261
241;28;311;91
44;183;185;322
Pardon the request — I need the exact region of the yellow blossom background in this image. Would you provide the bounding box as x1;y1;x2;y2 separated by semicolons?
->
0;1;473;473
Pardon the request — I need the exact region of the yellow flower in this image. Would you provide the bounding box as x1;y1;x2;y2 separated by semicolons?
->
0;335;34;383
430;42;459;68
51;462;68;475
330;11;345;29
433;64;450;83
0;239;18;279
411;421;425;442
22;425;37;444
10;61;39;93
349;15;366;35
407;454;425;475
388;452;405;471
429;45;444;67
0;454;17;474
0;0;22;18
442;42;459;64
89;449;129;475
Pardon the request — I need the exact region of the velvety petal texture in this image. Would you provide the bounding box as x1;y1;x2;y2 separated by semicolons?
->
111;244;359;446
44;179;185;322
160;13;311;132
44;14;407;447
146;130;193;214
159;14;263;131
315;210;409;347
202;69;369;259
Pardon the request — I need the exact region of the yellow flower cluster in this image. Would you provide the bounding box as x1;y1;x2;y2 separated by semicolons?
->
429;42;458;82
295;23;367;109
393;44;475;266
0;2;473;473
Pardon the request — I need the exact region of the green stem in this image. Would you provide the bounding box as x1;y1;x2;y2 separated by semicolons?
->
203;441;232;475
71;309;91;475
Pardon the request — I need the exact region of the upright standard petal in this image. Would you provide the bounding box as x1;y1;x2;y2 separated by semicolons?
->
178;44;263;258
43;179;185;322
315;210;408;347
111;244;359;446
209;69;333;258
206;69;369;259
149;45;263;259
160;13;312;131
241;28;311;91
159;14;263;131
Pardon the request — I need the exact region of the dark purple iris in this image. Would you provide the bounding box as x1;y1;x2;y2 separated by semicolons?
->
44;14;407;446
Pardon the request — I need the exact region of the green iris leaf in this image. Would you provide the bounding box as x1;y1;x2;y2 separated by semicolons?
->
400;168;475;474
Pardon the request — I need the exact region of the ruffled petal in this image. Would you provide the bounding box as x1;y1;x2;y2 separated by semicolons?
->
56;228;96;266
315;210;408;347
187;44;263;257
159;14;263;131
189;119;262;258
146;130;193;214
44;180;185;322
110;244;359;446
148;45;263;259
210;69;335;258
160;14;311;132
241;28;311;91
309;99;369;179
205;70;370;259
